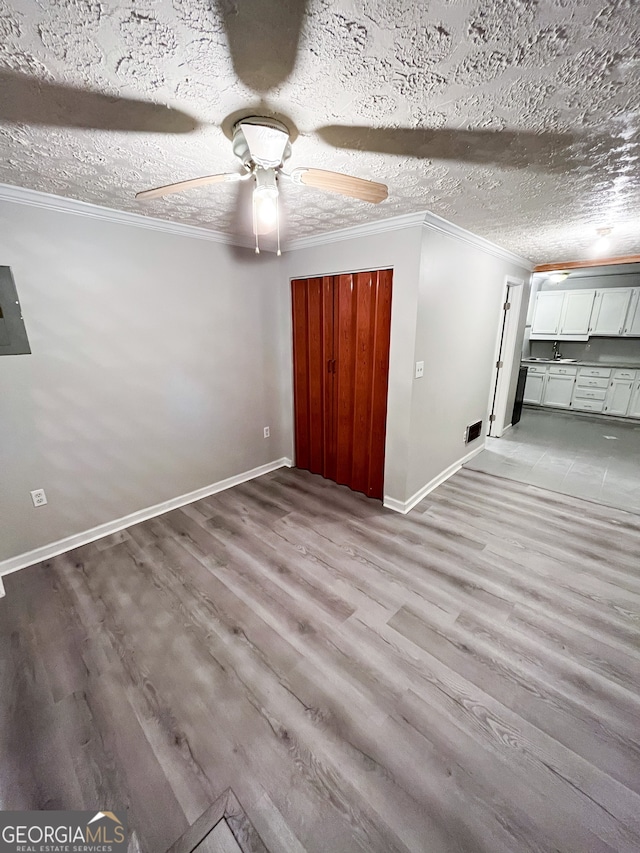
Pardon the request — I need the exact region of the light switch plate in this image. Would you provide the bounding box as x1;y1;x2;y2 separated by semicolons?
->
415;360;424;379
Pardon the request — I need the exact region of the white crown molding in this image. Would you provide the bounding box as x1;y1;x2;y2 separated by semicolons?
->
0;457;292;580
0;183;533;267
285;208;533;271
384;443;485;514
284;211;427;251
0;182;259;249
421;210;534;270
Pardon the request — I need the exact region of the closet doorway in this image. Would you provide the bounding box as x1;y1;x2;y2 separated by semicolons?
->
291;269;393;500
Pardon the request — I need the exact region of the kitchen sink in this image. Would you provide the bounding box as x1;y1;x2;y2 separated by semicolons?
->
527;357;577;363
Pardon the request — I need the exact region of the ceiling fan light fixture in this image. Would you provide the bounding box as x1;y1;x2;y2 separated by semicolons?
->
252;167;281;254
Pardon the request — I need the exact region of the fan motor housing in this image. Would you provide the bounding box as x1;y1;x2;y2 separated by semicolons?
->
233;116;291;169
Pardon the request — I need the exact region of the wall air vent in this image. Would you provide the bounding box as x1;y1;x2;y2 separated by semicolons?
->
465;420;482;444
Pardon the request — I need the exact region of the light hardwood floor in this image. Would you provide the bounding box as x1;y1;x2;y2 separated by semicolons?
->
1;467;639;853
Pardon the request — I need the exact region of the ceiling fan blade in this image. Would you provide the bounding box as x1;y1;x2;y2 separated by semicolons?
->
136;173;244;201
290;168;388;204
316;125;578;171
214;0;308;93
0;70;200;133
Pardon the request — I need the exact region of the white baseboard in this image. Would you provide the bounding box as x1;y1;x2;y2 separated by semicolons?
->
383;443;485;514
0;576;5;598
499;422;513;436
0;457;293;579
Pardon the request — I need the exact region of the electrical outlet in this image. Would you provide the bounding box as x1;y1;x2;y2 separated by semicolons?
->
31;488;47;507
263;426;270;438
415;360;424;379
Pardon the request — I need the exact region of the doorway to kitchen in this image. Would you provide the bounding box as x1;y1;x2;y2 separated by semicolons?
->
487;275;524;437
469;262;640;515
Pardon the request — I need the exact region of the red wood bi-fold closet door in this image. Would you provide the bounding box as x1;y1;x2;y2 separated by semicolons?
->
291;269;393;500
291;276;334;477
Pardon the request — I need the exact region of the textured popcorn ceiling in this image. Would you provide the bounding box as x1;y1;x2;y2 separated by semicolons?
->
0;0;639;263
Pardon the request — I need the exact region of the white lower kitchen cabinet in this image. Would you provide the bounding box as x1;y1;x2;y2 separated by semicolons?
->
543;374;575;408
522;362;640;419
604;380;634;416
523;366;547;404
524;373;545;404
628;380;640;419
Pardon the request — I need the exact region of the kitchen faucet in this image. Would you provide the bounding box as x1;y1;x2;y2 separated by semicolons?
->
552;341;563;360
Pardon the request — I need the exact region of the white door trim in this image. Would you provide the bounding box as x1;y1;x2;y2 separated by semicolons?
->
488;276;524;437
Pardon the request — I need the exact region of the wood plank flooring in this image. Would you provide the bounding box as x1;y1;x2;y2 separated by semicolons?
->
1;466;639;853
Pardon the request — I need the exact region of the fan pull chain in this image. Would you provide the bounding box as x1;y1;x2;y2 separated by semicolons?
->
252;193;260;254
276;195;281;256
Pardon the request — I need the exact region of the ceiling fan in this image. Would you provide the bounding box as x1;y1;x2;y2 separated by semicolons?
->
0;0;584;253
134;115;388;254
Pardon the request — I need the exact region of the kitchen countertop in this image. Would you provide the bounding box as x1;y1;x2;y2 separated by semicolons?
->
521;358;640;369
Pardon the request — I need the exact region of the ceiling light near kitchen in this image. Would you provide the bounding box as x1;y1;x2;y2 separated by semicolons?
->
592;226;613;257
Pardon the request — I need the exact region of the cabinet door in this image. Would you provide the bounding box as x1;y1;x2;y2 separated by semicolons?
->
623;289;640;336
590;288;633;335
604;380;633;416
531;291;564;336
559;290;595;337
543;374;574;408
523;372;545;404
628;381;640;418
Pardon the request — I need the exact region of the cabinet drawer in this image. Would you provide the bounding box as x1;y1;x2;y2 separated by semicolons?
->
572;399;605;412
573;387;607;401
525;364;547;374
548;365;577;376
613;368;637;380
577;366;612;378
576;376;609;389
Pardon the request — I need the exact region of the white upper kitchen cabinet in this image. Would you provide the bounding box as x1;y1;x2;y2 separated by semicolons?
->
530;289;595;340
624;289;640;336
530;291;565;337
590;288;633;336
558;290;595;338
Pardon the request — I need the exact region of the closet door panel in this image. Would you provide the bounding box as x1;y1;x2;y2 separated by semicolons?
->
367;269;393;499
291;277;333;475
333;274;356;486
334;270;392;499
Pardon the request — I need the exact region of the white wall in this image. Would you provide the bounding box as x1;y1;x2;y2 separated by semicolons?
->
0;198;291;565
406;227;531;500
284;221;531;508
284;222;424;504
